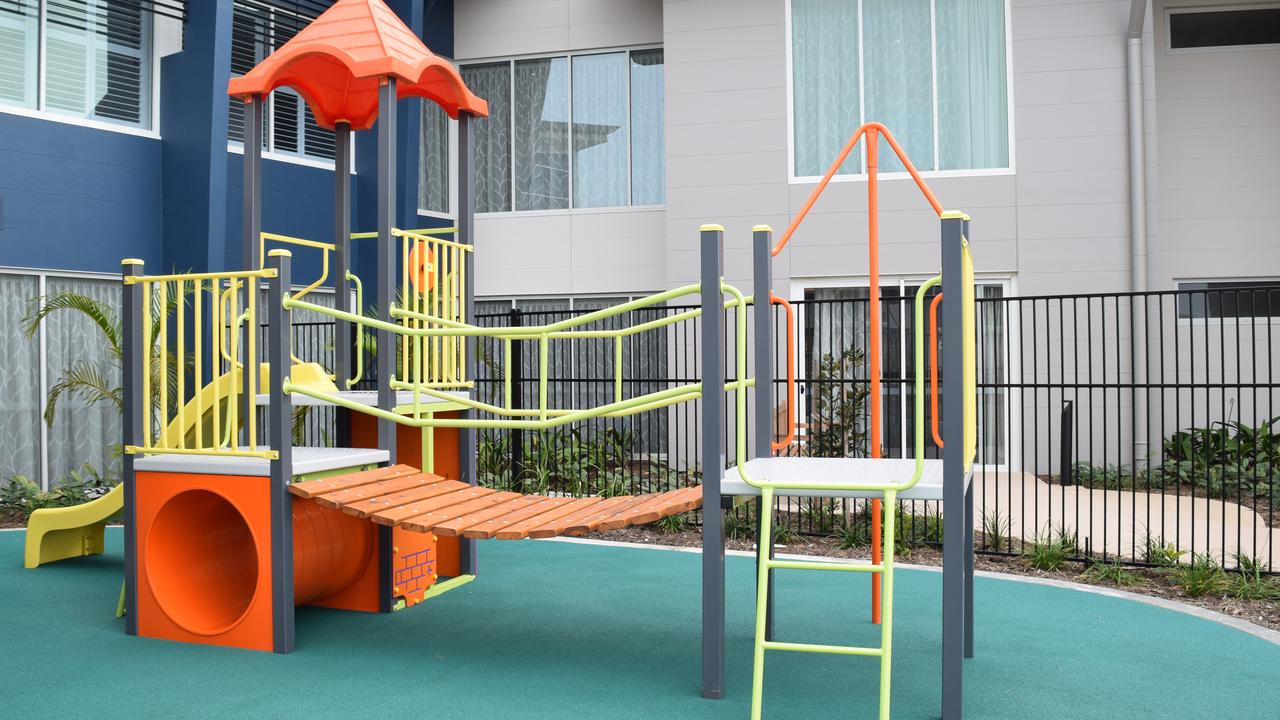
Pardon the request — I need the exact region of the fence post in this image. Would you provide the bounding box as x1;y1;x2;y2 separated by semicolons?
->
266;249;295;653
120;259;144;635
1061;401;1074;486
700;224;726;699
510;308;525;493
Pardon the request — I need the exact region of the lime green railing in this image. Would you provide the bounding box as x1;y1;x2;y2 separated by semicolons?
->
282;282;752;430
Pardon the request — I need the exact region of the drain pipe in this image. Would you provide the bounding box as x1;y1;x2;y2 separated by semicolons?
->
1127;0;1151;468
1127;0;1148;294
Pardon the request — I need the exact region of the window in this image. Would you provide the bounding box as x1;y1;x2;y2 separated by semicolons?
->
0;0;153;129
419;101;450;214
228;0;335;161
1169;7;1280;50
461;48;665;213
789;0;1010;177
1177;281;1280;320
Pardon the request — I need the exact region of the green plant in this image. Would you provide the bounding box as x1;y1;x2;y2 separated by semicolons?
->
1024;528;1076;572
772;516;797;545
1068;462;1140;491
1227;552;1280;601
837;519;869;550
808;346;870;458
1170;554;1229;598
1157;417;1280;502
1;464;119;520
724;504;755;541
655;511;689;534
1080;559;1140;587
979;510;1011;551
1140;533;1186;567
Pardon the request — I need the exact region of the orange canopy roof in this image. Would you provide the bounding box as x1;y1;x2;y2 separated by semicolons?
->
227;0;487;130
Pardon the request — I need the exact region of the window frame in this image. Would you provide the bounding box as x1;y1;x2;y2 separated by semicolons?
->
418;98;458;219
1165;4;1280;54
0;0;161;137
459;44;666;217
1175;278;1280;325
783;0;1016;184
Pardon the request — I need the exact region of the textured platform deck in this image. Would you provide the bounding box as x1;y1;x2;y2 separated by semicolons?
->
289;464;703;539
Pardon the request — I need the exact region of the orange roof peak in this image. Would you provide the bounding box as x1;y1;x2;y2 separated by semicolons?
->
227;0;487;130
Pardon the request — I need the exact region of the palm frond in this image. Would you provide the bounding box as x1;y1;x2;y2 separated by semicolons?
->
44;361;123;427
22;292;122;359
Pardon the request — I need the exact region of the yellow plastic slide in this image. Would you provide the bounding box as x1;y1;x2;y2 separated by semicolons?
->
23;362;337;568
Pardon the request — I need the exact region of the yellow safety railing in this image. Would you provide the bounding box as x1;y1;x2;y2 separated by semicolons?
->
259;232;335;371
124;267;278;460
283;283;751;430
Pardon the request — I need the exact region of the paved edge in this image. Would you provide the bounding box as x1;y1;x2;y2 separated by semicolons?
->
544;535;1280;647
6;527;1276;647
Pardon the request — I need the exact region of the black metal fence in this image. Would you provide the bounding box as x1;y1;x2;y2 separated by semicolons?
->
288;285;1280;572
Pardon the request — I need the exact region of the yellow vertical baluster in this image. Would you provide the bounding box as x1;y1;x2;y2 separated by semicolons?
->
157;281;168;449
141;281;152;449
211;280;221;449
401;232;409;384
176;279;185;450
228;279;239;449
194;279;203;450
247;276;257;452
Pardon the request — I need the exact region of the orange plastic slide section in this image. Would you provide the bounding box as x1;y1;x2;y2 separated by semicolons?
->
136;472;391;651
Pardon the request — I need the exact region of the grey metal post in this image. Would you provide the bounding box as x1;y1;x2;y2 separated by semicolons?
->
940;213;969;719
962;216;975;660
457;112;479;575
751;225;776;642
267;249;295;653
376;79;399;612
120;259;144;635
242;95;263;444
334;122;352;446
700;224;726;700
376;79;397;461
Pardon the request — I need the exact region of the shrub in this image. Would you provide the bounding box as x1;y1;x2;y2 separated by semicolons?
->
1140;533;1186;567
1024;528;1076;572
1170;554;1229;598
1;464;119;520
1080;559;1140;587
980;510;1011;551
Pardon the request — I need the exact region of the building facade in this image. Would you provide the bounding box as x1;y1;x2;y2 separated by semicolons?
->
2;0;1278;487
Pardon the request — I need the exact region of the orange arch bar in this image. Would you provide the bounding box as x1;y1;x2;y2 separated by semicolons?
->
227;0;488;129
768;293;797;454
930;292;944;449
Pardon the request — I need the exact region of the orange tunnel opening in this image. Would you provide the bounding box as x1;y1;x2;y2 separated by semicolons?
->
145;490;374;635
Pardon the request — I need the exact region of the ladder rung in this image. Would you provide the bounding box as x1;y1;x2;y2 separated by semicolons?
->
766;559;883;573
762;640;883;657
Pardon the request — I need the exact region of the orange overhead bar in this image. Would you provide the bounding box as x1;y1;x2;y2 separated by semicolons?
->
769;293;797;454
764;122;946;625
930;292;944;449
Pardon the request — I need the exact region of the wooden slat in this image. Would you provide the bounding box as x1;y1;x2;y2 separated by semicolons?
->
599;487;702;531
289;464;417;499
630;487;704;525
400;492;522;534
562;493;663;536
461;497;574;540
340;475;460;517
431;495;549;537
527;495;639;539
370;485;495;526
495;497;603;540
313;473;444;510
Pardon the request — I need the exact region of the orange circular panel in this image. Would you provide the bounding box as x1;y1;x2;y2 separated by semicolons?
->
145;489;260;636
408;243;435;293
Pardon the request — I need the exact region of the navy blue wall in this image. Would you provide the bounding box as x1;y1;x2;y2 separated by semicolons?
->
0;115;163;273
227;153;335;289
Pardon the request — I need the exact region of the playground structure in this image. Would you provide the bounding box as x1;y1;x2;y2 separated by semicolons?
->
22;1;977;718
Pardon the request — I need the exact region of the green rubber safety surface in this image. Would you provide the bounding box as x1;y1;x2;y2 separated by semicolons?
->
2;529;1277;719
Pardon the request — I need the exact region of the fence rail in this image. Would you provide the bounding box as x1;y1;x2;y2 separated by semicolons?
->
288;285;1279;573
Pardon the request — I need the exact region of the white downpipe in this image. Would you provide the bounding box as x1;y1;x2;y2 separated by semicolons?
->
1126;1;1150;468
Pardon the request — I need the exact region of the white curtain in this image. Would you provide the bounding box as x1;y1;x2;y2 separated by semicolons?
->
461;62;512;212
45;276;121;482
862;0;934;173
936;0;1009;170
571;52;629;209
791;0;860;177
629;49;665;205
419;101;450;213
0;274;41;484
514;57;569;211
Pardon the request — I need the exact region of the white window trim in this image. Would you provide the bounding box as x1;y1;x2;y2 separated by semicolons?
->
418;98;459;219
0;1;162;137
783;0;1017;184
788;273;1018;472
1165;4;1280;54
459;44;666;217
1174;277;1280;325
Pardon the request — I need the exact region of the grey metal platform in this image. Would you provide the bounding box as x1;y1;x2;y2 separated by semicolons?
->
721;457;945;500
133;446;389;477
